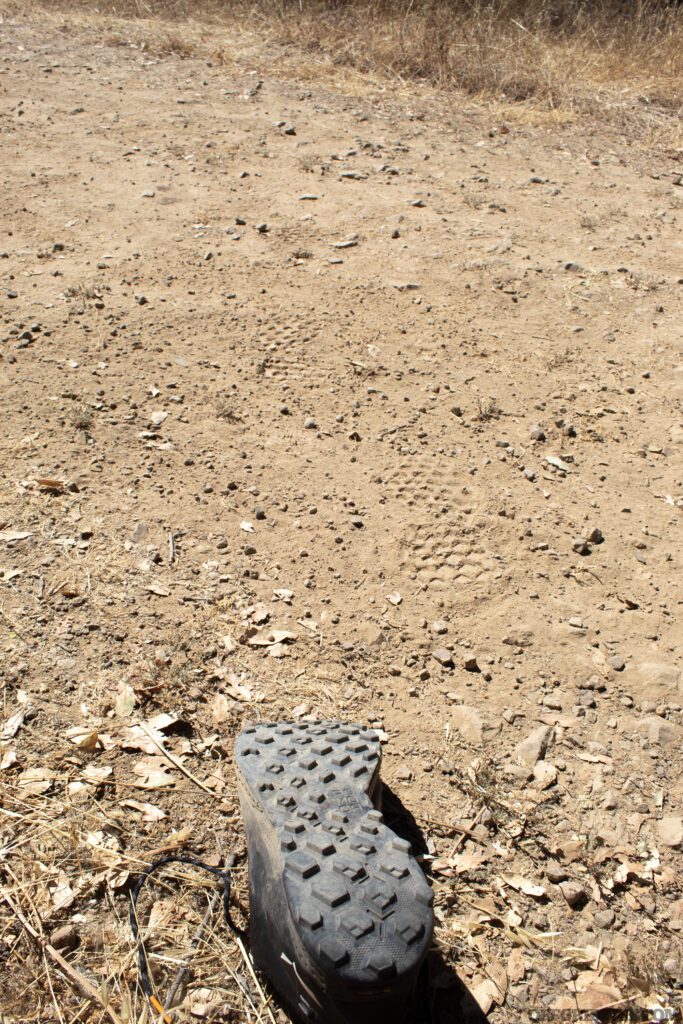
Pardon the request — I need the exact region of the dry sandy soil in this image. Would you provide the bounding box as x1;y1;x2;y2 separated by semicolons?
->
0;10;682;1024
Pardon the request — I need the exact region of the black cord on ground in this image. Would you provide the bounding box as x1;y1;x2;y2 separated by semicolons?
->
129;854;247;1011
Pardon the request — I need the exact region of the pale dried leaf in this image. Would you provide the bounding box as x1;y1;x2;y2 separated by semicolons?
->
211;693;232;723
507;949;526;982
247;628;297;647
65;726;100;751
115;684;137;717
1;748;18;770
133;758;176;788
82;765;113;785
17;767;56;794
502;874;547;898
471;977;498;1014
1;710;27;740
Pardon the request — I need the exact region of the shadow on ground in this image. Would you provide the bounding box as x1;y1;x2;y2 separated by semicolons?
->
383;785;488;1024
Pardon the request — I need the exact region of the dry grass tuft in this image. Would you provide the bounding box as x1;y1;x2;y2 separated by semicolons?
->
6;0;682;130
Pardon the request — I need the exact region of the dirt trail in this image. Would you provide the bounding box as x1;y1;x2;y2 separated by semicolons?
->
1;13;681;1022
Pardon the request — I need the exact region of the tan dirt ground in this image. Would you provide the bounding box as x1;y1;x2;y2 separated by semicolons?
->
0;10;681;1023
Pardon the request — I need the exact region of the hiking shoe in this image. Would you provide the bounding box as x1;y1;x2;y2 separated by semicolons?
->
235;720;434;1024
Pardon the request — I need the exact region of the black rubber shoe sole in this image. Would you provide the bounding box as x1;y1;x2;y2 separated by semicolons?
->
235;720;434;1024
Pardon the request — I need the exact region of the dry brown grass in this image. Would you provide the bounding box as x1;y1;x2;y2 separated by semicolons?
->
4;0;682;129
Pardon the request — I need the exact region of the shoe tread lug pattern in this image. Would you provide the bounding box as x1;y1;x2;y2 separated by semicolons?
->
235;720;433;989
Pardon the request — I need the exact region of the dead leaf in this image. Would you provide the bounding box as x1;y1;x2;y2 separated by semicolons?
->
250;602;270;624
133;758;176;789
507;950;526;982
470;977;499;1014
147;712;178;732
82;765;112;785
146;582;170;597
613;858;659;886
449;850;488;874
1;709;28;740
65;726;100;751
120;713;178;754
17;767;56;794
50;872;75;911
211;693;232;723
485;957;507;1005
502;874;547;899
575;750;613;766
115;683;137;717
33;478;78;494
1;749;18;770
121;798;166;823
568;972;623;1011
247;629;297;647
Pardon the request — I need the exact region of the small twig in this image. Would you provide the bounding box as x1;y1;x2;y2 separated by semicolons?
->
236;935;278;1024
448;806;486;858
168;531;175;565
378;422;409;439
1;887;124;1024
139;724;217;798
164;896;217;1013
44;951;66;1024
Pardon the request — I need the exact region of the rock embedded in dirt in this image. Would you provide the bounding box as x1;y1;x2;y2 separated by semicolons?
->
546;860;568;884
572;537;591;555
514;725;553;766
432;620;448;634
542;693;562;710
588;527;604;544
432;647;453;667
637;716;682;746
533;761;558;789
594;909;615;929
559;879;586;908
51;924;79;950
463;656;480;673
609;654;626;671
131;523;148;543
657;816;683;848
449;704;501;745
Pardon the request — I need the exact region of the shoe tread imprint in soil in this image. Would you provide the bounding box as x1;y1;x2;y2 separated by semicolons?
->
235;720;434;1023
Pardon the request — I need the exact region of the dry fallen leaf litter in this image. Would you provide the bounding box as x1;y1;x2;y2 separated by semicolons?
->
0;8;681;1024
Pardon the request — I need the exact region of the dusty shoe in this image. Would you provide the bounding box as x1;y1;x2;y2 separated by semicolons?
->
235;720;433;1024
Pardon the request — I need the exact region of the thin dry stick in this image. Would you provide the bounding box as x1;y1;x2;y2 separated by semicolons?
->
1;887;125;1024
236;934;278;1024
448;805;486;858
139;724;218;797
44;951;66;1024
163;894;217;1014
